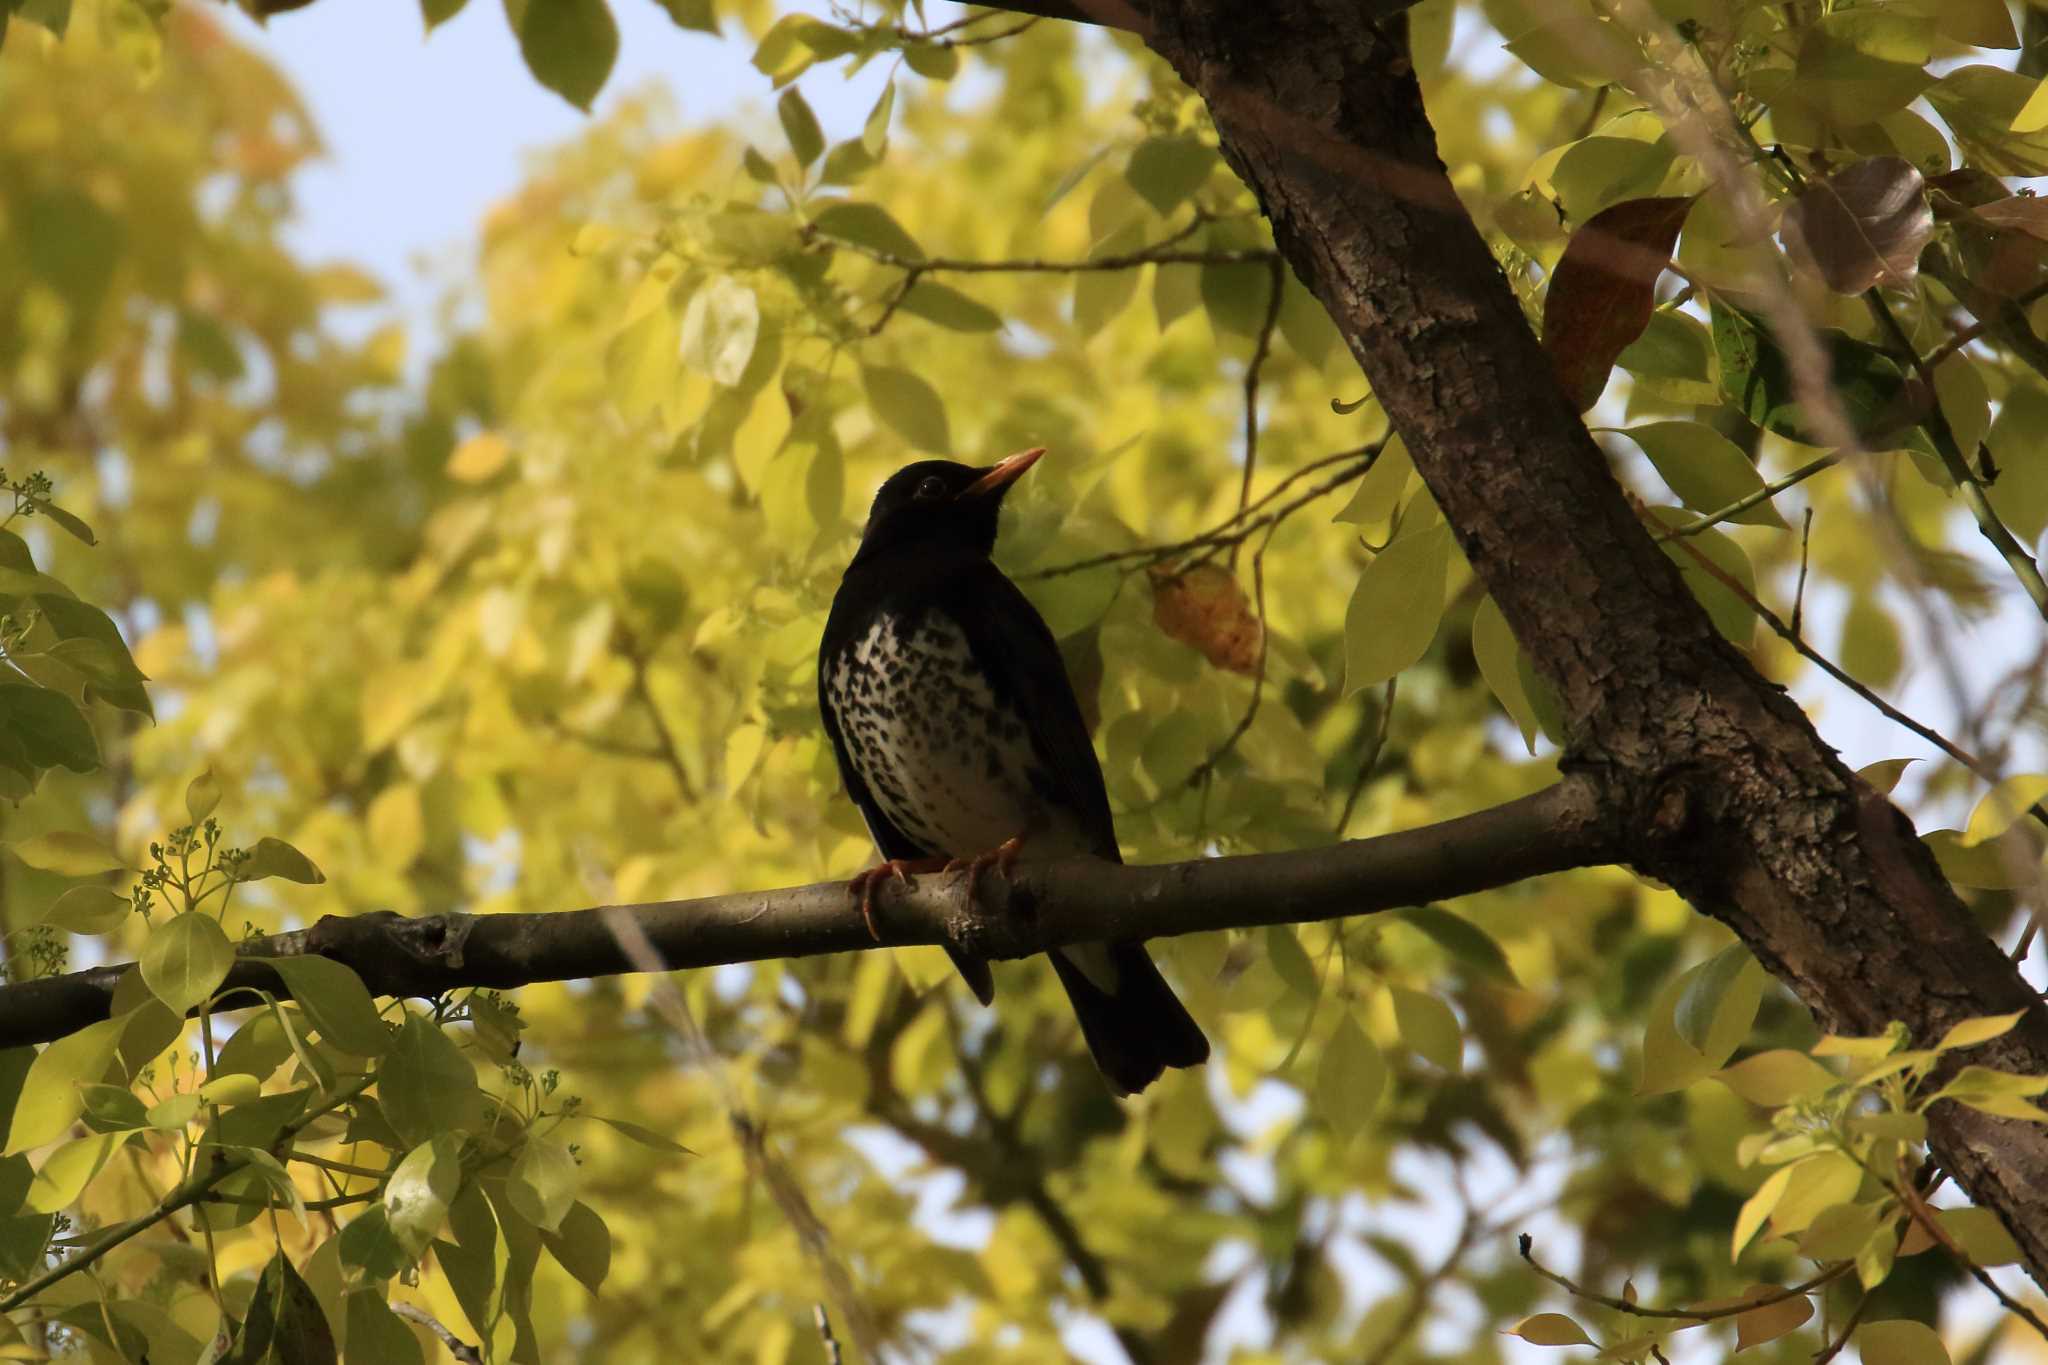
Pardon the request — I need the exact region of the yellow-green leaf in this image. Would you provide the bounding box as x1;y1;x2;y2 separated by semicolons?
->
1341;522;1453;694
1856;1320;1952;1365
140;912;234;1016
1390;987;1463;1074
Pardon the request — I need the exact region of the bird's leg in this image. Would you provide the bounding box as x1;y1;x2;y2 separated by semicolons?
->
944;835;1026;907
848;856;949;940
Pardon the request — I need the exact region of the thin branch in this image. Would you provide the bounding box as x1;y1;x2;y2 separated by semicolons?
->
1655;450;1841;540
1861;291;2048;621
1518;1233;1848;1322
1811;1292;1872;1365
0;1074;374;1312
0;778;1615;1048
1232;256;1286;563
1894;1156;2048;1343
392;1303;483;1365
814;1305;843;1365
1336;678;1398;837
808;225;1278;277
1025;441;1383;581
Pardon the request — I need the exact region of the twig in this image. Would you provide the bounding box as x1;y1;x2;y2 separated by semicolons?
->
1336;678;1398;836
1811;1292;1872;1365
814;1305;843;1365
809;224;1278;277
1862;292;2048;621
1518;1233;1847;1322
1025;441;1384;581
1655;450;1840;540
392;1303;483;1365
1894;1156;2048;1343
1232;256;1286;565
1792;508;1814;641
1186;543;1271;791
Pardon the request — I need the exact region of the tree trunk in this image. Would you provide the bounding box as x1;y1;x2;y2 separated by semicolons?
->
1141;0;2048;1291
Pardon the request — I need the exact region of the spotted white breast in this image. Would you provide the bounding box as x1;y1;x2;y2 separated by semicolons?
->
825;608;1089;859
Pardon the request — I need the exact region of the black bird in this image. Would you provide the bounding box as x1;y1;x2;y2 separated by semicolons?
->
818;449;1209;1095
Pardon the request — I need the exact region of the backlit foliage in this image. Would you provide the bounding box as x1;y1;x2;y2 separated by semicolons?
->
1;0;2046;1360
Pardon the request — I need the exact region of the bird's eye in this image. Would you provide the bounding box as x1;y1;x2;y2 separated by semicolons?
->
914;476;948;502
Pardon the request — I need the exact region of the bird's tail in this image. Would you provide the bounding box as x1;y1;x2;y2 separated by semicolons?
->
1049;942;1209;1096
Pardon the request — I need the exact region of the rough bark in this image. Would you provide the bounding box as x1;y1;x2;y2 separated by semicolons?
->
0;780;1608;1049
1134;0;2048;1292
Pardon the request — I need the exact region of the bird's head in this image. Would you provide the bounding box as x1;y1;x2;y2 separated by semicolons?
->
853;447;1045;563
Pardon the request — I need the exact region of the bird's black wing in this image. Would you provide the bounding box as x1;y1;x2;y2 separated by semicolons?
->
942;563;1122;864
818;592;997;1005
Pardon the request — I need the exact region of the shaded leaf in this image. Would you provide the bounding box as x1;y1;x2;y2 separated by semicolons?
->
266;956;391;1057
377;1015;480;1147
503;0;619;112
861;364;950;452
1342;522;1453;693
8;830;122;876
895;280;1000;332
1316;1012;1385;1141
1125;135;1217;216
812;201;923;261
1781;156;1931;293
1506;1313;1594;1347
539;1200;611;1295
1617;422;1785;527
1392;906;1517;985
776;87;823;169
42;885;130;934
1857;1320;1952;1365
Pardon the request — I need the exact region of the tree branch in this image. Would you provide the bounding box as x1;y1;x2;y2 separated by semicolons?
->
0;779;1612;1048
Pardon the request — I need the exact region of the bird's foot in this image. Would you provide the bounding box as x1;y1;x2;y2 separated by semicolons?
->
848;857;948;940
944;836;1026;906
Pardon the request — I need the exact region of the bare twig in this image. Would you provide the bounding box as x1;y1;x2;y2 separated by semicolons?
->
1232;255;1287;564
1518;1233;1848;1322
392;1304;484;1365
1895;1156;2048;1343
814;1305;843;1365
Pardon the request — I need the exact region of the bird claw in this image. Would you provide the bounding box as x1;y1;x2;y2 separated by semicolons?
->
847;857;947;940
944;836;1026;906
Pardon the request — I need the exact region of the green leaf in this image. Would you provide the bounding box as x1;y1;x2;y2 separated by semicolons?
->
24;1131;122;1214
344;1292;424;1365
1316;1011;1385;1142
1506;1313;1594;1347
750;14;857;86
1074;225;1142;337
818;138;875;186
776;87;824;168
539;1199;611;1295
1641;951;1766;1095
1936;1011;2025;1052
649;0;712;32
894;280;1001;332
1125;135;1217;216
266;956;391;1057
185;769;221;823
1963;773;2048;845
861;364;951;452
1856;1320;1952;1365
503;0;619;112
241;837;326;885
384;1134;463;1257
1675;943;1754;1053
677;277;760;388
1715;1049;1839;1106
141;912;235;1015
1392;906;1517;985
812;201;923;261
1939;1206;2022;1265
421;0;467;29
338;1206;410;1282
903;40;959;81
1711;301;1917;449
0;684;99;777
227;1247;336;1365
377;1014;481;1147
41;884;129;934
1924;827;2040;889
1616;422;1785;527
1265;926;1319;996
1647;509;1757;645
1470;595;1539;752
861;80;894;157
588;1114;692;1153
1390;987;1462;1073
507;1133;578;1231
8;830;122;875
1342;522;1453;693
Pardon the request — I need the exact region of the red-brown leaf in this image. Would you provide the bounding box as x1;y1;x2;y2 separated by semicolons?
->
1150;564;1262;675
1541;195;1695;411
1971;194;2048;242
1780;156;1932;294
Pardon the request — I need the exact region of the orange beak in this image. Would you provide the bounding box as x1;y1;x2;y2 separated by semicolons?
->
962;446;1045;498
